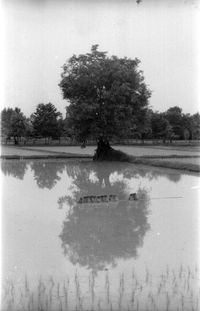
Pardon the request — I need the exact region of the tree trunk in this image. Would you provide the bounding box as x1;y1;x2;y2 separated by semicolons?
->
93;136;130;161
14;136;18;145
93;136;112;160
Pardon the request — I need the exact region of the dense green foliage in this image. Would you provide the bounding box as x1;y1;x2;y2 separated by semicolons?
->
59;45;151;143
1;107;27;144
1;46;200;145
1;105;199;145
150;107;200;141
31;103;63;140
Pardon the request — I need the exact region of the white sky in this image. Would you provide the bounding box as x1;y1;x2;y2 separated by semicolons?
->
1;0;200;117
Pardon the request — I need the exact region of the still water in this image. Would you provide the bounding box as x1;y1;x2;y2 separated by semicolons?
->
1;160;200;311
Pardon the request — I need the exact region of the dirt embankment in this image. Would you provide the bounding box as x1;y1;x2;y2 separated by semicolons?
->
1;145;200;173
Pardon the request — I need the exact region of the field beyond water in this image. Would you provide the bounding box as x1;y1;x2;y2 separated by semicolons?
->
1;144;200;172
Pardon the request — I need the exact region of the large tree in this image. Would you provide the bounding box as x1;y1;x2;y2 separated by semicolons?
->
164;106;184;139
10;108;27;144
1;107;27;144
189;113;200;140
1;107;14;140
59;45;151;159
31;103;62;142
151;111;174;142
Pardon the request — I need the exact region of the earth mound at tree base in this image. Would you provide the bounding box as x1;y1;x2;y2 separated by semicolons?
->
93;143;130;162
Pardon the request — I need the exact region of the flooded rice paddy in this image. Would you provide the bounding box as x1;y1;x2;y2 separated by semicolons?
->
1;159;200;311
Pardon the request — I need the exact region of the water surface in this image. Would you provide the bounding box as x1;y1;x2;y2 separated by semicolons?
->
1;160;200;310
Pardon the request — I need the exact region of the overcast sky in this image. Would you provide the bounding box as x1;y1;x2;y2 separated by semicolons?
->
1;0;200;117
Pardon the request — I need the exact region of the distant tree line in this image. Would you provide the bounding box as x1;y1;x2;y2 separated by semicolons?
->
1;103;64;144
1;103;200;145
2;46;199;146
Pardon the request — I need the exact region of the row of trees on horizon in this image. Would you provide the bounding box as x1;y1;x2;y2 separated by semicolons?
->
1;103;200;145
1;45;200;145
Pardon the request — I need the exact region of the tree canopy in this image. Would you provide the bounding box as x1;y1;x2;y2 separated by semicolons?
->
31;103;62;139
1;42;200;146
1;107;27;144
59;45;151;145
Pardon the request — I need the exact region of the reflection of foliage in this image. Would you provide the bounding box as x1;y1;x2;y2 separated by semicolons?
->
58;161;181;209
59;161;183;271
1;158;182;188
142;167;181;183
0;159;184;273
31;160;66;189
59;161;151;271
58;162;139;209
60;189;150;272
1;160;28;180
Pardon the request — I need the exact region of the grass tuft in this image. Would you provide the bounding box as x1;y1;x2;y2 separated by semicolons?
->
2;265;200;311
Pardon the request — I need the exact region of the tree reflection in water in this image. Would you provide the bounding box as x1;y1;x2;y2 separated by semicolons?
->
1;159;184;272
1;159;182;186
30;160;66;189
1;160;28;180
59;162;151;272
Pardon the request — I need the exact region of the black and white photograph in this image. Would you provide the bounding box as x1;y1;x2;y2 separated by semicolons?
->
0;0;200;310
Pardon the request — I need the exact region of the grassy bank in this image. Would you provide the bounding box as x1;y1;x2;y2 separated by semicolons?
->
1;145;200;173
129;156;200;173
96;149;200;173
0;154;92;160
